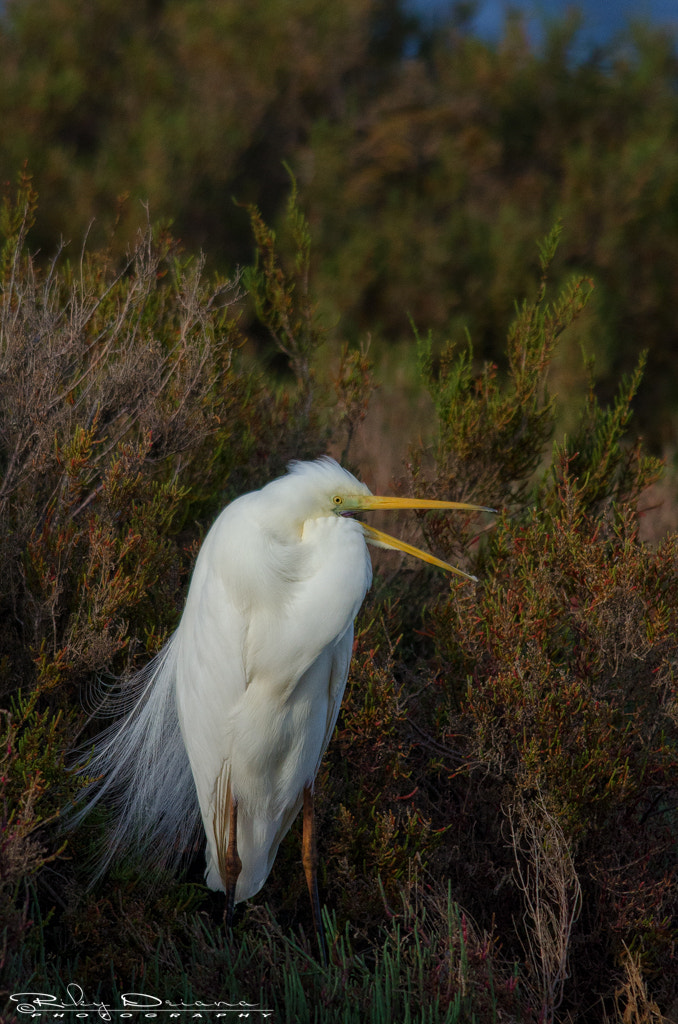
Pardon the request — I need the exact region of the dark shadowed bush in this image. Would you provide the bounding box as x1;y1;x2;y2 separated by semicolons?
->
0;176;338;1001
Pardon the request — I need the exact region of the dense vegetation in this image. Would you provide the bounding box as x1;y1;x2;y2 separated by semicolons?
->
2;0;678;451
1;2;677;1021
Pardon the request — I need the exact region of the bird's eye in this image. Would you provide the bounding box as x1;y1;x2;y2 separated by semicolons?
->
332;495;343;506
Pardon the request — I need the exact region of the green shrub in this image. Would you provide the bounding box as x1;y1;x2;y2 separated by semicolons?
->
0;176;339;1002
1;181;676;1024
397;242;675;1019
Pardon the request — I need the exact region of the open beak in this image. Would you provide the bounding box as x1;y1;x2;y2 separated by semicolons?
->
348;494;494;583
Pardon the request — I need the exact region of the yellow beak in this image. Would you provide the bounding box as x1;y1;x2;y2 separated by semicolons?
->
356;495;495;514
345;494;494;583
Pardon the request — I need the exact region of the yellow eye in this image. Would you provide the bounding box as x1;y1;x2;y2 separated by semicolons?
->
332;495;343;506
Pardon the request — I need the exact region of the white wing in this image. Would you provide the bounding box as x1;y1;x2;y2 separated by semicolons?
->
204;630;354;899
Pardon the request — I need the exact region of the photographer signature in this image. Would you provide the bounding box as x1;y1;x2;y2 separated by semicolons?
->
9;984;273;1020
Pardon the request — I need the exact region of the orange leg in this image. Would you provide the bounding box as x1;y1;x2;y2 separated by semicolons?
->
302;785;328;965
223;794;242;930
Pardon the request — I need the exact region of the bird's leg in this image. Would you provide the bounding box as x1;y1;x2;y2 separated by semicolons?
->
302;784;328;966
223;794;242;930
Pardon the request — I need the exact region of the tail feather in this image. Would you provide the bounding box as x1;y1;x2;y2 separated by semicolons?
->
69;637;201;881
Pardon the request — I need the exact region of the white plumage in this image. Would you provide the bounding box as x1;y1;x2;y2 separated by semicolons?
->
175;459;371;899
75;457;488;918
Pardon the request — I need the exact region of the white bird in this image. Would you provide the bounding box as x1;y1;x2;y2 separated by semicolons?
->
76;457;490;958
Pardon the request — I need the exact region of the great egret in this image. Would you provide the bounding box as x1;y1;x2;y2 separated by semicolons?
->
76;457;491;959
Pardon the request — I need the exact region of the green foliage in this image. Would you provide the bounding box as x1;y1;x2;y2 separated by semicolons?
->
0;168;676;1024
0;694;70;972
407;236;675;1018
304;23;678;448
0;178;338;998
0;0;378;261
552;352;661;512
1;175;239;699
243;178;319;391
431;493;678;1014
2;1;678;448
5;892;530;1023
414;226;593;506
